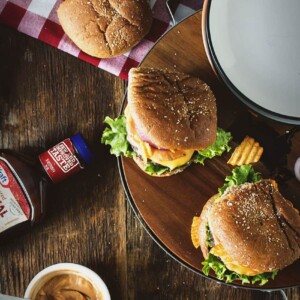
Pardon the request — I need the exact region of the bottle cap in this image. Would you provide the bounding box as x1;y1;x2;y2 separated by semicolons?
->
70;133;94;165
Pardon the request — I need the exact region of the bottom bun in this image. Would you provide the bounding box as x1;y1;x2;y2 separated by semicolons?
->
133;155;190;177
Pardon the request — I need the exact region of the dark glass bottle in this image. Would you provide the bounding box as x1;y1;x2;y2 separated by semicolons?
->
0;133;94;242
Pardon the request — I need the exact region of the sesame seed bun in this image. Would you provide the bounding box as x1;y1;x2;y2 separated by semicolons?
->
200;180;300;274
127;67;217;150
57;0;152;58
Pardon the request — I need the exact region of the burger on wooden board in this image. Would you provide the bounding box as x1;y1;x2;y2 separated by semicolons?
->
191;165;300;285
101;67;232;176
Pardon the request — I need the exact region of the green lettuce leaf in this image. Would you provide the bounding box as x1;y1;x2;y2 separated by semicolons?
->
101;116;134;158
205;224;213;248
202;254;278;286
218;164;262;195
194;128;232;165
144;162;170;176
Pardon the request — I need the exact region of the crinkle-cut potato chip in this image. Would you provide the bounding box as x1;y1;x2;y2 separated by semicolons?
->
227;136;264;166
191;216;201;248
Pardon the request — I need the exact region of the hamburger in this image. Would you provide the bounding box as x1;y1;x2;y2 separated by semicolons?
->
102;67;231;176
191;165;300;285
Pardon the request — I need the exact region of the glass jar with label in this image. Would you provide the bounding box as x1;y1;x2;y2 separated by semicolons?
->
0;133;94;242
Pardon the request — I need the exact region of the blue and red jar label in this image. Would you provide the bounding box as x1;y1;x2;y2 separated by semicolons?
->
39;138;82;184
0;158;30;233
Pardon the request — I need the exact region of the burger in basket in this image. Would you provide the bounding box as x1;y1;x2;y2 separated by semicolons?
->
101;67;231;176
191;165;300;285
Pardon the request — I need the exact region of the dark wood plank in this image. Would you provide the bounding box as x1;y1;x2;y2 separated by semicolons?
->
0;25;127;299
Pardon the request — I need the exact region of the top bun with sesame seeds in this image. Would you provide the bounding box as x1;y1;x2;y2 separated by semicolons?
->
195;179;300;283
57;0;152;58
123;67;217;176
127;67;217;150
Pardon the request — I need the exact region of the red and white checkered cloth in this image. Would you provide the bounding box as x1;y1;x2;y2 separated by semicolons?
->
0;0;202;80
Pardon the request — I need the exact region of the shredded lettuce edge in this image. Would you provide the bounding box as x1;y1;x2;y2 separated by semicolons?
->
202;253;278;286
101;116;134;158
194;128;232;165
218;164;262;196
144;161;170;176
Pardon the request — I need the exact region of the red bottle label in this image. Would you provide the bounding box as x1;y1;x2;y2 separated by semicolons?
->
0;158;31;233
39;138;82;184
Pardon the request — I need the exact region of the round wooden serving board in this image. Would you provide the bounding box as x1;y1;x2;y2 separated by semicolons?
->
119;11;300;289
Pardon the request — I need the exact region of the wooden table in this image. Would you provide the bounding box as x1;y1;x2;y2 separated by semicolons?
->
0;24;299;300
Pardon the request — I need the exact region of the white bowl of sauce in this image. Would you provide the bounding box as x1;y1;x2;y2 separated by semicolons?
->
24;263;110;300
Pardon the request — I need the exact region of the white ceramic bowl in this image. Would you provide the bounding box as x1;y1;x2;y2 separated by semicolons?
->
24;263;110;300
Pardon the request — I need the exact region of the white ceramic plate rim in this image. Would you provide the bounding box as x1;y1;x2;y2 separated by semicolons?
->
205;0;300;124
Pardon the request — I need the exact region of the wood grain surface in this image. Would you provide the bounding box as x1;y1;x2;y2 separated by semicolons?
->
0;14;299;300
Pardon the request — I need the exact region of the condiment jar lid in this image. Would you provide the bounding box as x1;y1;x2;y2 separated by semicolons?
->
71;133;94;165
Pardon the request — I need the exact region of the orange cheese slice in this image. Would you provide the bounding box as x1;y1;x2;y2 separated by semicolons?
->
210;244;261;276
125;107;194;170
